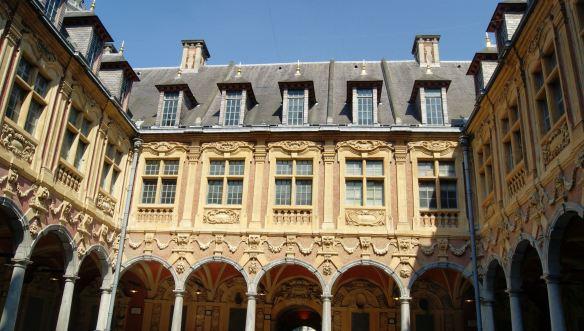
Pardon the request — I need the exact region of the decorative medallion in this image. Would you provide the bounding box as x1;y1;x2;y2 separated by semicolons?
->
202;141;253;153
203;209;239;224
345;209;385;226
268;141;320;153
336;140;390;153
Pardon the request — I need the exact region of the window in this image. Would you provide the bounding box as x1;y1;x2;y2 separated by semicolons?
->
532;47;566;135
85;33;103;67
206;160;244;205
44;0;61;22
140;159;180;204
224;91;243;126
4;57;50;137
500;104;524;174
356;88;374;125
100;143;124;195
286;89;305;125
418;160;457;209
425;88;444;125
161;92;180;127
61;107;92;171
274;160;313;206
345;160;384;206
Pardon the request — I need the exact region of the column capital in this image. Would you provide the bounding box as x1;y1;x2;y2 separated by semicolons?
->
321;294;333;301
63;274;79;282
246;292;257;299
173;289;185;297
100;287;112;294
11;258;32;268
542;273;561;284
506;288;522;297
399;296;412;303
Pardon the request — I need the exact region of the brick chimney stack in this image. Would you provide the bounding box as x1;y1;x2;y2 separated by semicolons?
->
180;40;210;72
412;35;441;68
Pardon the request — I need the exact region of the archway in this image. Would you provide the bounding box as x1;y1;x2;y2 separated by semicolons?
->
256;262;323;331
115;257;177;331
484;259;511;331
330;264;400;331
0;200;26;315
182;260;248;331
510;240;550;331
15;229;74;331
409;266;476;331
547;211;584;330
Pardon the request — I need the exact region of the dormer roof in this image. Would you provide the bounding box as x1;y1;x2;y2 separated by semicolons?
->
466;47;499;76
409;73;451;103
278;78;317;105
155;78;197;105
62;11;113;42
487;1;527;32
346;74;383;103
217;75;257;104
100;53;140;81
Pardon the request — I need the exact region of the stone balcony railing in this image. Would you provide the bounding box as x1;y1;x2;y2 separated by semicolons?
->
273;207;313;226
506;162;527;197
56;161;83;191
136;206;174;223
418;210;460;228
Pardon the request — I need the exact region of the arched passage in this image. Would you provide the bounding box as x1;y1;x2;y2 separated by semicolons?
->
330;262;402;331
180;258;249;331
546;209;584;331
484;259;511;331
115;256;178;331
254;259;324;331
510;239;550;331
407;264;477;331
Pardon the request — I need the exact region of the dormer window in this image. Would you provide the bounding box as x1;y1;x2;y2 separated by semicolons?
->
161;92;179;127
424;89;444;125
44;0;62;22
347;79;382;126
356;88;374;125
410;77;450;126
487;1;527;56
224;91;243;126
278;79;315;126
86;33;104;67
286;89;306;125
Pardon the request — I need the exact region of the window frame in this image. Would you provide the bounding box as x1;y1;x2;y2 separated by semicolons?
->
344;159;385;207
223;90;244;126
284;88;307;126
273;159;314;206
160;91;180;127
60;106;94;172
100;142;125;197
140;159;180;205
205;159;245;205
416;159;458;210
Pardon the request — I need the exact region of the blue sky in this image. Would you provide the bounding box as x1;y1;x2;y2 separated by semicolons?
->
96;0;499;68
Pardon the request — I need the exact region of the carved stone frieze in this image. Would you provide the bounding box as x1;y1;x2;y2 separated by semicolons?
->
268;140;320;153
142;141;188;154
408;140;456;154
0;124;36;163
96;192;116;217
336;140;390;153
50;200;73;225
541;121;570;166
203;209;239;224
345;209;385;226
202;141;253;153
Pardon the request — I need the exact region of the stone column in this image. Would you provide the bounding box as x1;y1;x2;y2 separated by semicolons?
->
322;142;336;230
95;287;112;331
507;290;524;331
56;275;78;331
250;143;266;228
322;294;332;331
544;274;566;331
400;297;411;331
245;293;256;331
395;145;410;230
0;258;31;331
170;290;184;331
480;297;495;331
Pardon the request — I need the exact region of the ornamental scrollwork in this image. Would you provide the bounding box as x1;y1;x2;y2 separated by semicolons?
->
96;192;116;217
203;209;239;224
268;140;320;153
345;209;386;226
142;141;188;154
0;124;36;163
408;140;456;154
336;140;390;153
202;141;253;153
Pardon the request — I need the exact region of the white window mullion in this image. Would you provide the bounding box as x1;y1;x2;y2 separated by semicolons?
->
303;88;309;125
282;89;289;125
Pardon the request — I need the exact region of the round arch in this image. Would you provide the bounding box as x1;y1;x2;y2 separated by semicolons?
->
78;244;113;285
182;256;250;287
483;256;508;292
0;197;32;259
544;202;584;275
119;254;180;290
29;224;78;275
328;259;405;297
407;261;473;290
250;258;326;295
509;235;545;290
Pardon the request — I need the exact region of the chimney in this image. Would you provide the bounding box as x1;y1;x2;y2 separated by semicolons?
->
412;35;441;67
180;40;210;72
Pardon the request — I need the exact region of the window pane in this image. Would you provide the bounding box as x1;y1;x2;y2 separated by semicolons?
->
440;180;458;209
44;0;60;21
164;160;180;175
538;100;551;133
418;161;434;177
74;140;87;170
366;160;383;176
356;88;374;125
6;85;25;121
287;89;305;125
550;81;564;117
295;179;312;205
504;142;514;171
106;144;115;160
34;74;50;97
160;179;177;204
141;179;157;204
68;108;80;125
16;58;33;83
100;162;111;189
61;129;75;158
438;162;455;177
80;118;91;136
275;179;292;205
24;101;44;135
425;89;444;125
144;160;161;175
345;180;363;206
161;92;179;126
366;180;384;206
226;180;243;205
209;161;225;176
229;160;245;176
346;160;363;176
419;181;437;209
207;180;224;204
276;160;293;175
225;91;242;126
296;160;313;176
85;33;103;66
110;169;120;194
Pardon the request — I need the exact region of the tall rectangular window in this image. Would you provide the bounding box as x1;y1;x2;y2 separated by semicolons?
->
356;88;374;125
61;108;92;171
224;91;242;126
5;57;50;137
44;0;61;22
100;143;124;195
85;33;103;67
345;159;384;206
418;160;458;209
140;159;180;204
161;92;180;127
532;47;566;135
425;88;444;125
274;160;313;206
287;89;305;125
206;160;244;205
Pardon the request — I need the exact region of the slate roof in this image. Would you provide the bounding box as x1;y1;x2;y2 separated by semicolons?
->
129;60;474;128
